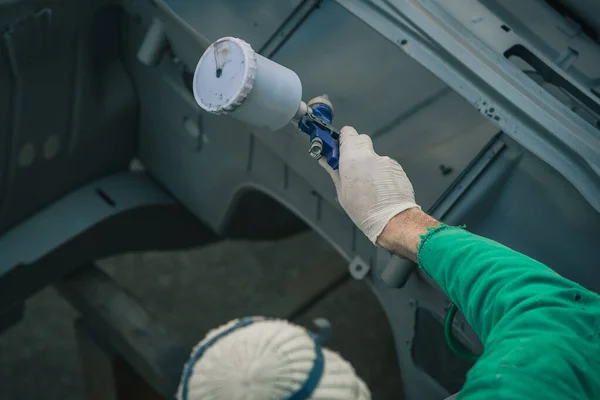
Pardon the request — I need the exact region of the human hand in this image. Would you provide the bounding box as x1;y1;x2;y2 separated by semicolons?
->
319;126;420;244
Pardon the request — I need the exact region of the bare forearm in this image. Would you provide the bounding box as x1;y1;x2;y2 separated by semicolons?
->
376;208;440;262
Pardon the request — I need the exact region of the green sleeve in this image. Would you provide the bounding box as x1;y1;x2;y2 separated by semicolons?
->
418;225;600;399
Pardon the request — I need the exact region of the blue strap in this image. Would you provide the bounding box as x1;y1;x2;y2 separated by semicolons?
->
180;317;325;400
284;333;325;400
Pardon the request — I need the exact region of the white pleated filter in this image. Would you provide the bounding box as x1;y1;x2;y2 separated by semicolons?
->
177;317;372;400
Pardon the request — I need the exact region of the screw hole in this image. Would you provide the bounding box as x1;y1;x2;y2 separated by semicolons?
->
501;24;511;32
400;39;408;45
216;68;223;78
439;164;453;176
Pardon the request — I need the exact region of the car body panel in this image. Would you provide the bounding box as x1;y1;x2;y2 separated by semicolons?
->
1;0;599;398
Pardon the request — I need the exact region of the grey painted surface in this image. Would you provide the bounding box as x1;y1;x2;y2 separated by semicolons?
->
338;0;600;211
1;1;600;399
132;0;494;267
0;3;138;234
0;173;172;274
165;0;302;50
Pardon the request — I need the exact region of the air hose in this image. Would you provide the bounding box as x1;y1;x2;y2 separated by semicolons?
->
444;303;480;361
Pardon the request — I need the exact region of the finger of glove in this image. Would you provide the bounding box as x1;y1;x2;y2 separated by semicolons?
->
339;126;359;145
318;157;340;187
339;126;376;156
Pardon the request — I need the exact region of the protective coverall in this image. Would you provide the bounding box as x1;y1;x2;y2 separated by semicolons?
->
420;224;600;399
321;126;600;399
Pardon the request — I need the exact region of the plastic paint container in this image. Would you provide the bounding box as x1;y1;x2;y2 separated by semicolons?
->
193;37;303;131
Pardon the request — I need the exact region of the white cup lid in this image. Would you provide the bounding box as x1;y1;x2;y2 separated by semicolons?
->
193;37;258;115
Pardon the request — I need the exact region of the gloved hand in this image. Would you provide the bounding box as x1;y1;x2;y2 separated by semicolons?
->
320;126;420;244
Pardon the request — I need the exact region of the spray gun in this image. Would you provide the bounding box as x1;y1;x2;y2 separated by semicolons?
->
192;37;340;169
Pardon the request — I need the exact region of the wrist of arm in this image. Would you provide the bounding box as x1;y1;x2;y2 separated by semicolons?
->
376;208;440;263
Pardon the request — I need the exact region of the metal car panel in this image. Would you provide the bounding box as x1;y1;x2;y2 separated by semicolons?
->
262;0;497;209
164;0;303;49
337;0;600;212
3;1;600;399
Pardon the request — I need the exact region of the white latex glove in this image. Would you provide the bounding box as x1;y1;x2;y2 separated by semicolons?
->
320;126;420;244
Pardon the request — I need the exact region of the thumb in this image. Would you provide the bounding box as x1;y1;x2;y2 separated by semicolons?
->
319;158;340;187
339;126;375;155
339;126;359;147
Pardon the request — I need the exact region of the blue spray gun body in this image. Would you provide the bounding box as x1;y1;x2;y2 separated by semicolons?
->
297;95;340;170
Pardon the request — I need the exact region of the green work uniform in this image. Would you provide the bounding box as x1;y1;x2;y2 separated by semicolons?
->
418;225;600;399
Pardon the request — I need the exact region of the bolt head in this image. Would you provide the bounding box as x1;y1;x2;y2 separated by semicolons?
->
309;150;322;160
309;138;323;159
